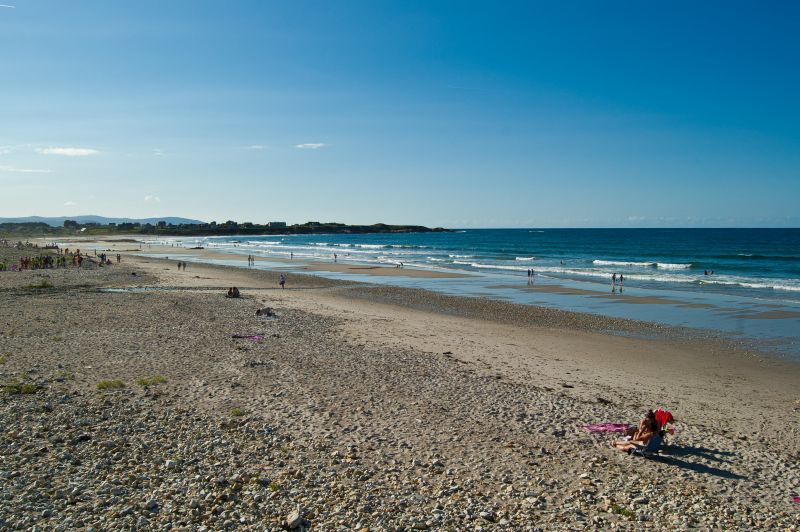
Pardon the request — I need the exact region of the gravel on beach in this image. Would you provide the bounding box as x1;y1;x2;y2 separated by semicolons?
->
1;261;798;530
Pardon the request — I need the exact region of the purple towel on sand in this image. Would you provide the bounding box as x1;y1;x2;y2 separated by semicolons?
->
232;334;264;340
582;423;629;433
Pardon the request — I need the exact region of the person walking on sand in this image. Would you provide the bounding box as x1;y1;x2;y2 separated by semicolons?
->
279;273;286;289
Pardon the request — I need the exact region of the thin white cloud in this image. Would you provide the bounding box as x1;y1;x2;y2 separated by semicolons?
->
0;146;12;155
243;144;267;150
0;165;52;174
63;201;77;206
37;147;99;157
144;194;160;203
295;143;327;149
0;4;16;8
152;148;165;157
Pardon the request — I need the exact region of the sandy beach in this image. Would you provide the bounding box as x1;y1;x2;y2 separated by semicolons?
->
1;244;799;530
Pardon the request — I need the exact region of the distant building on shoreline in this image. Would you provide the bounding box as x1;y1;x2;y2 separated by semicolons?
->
268;221;286;228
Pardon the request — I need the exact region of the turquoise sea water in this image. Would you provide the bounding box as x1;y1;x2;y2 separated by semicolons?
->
141;229;800;358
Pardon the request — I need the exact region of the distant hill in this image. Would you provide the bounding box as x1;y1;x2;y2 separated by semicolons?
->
0;215;205;227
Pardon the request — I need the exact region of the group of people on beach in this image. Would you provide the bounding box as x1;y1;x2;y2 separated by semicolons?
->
612;273;624;292
247;255;255;267
13;254;62;270
94;252;119;266
526;268;535;284
0;241;124;272
177;261;188;271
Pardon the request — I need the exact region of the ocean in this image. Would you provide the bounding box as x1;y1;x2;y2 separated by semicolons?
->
142;228;800;357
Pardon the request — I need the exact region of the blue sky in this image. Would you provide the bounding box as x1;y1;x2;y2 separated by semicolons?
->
1;1;798;227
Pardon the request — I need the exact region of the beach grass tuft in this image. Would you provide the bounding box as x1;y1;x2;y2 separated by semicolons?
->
3;379;39;395
97;379;125;391
610;503;634;518
0;353;9;364
267;480;281;492
136;375;167;386
230;407;245;417
22;280;54;290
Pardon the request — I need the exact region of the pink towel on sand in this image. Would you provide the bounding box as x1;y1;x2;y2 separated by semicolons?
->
792;496;800;504
232;334;264;340
582;423;629;433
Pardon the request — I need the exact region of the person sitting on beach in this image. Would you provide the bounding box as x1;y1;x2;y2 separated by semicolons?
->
622;410;656;439
612;411;661;454
226;287;241;298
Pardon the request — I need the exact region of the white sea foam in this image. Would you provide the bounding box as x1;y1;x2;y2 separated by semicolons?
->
593;259;654;267
656;263;692;270
455;261;530;272
699;277;800;292
449;254;474;259
515;257;535;261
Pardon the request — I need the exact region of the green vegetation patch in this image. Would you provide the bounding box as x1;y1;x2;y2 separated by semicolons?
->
23;280;54;290
97;379;125;391
136;375;167;386
230;407;245;417
0;353;9;364
3;379;39;395
610;503;634;518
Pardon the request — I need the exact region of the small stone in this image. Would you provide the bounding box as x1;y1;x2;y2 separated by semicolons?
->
286;506;303;529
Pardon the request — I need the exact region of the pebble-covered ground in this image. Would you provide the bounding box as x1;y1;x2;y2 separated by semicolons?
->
1;261;798;530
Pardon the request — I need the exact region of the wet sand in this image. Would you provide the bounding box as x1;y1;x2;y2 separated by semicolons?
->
491;283;718;309
78;238;468;279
